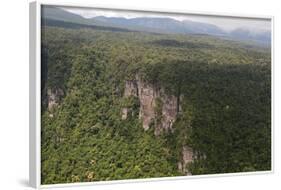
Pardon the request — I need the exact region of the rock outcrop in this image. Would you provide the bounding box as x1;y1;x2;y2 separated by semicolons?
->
122;75;179;135
121;80;139;120
137;79;157;130
47;88;64;111
121;108;129;120
122;75;194;174
124;80;138;97
155;91;178;135
178;146;193;175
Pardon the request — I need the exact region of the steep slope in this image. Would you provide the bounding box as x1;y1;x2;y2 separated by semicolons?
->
122;76;179;135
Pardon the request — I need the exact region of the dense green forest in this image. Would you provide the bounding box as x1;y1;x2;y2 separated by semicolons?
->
41;20;271;184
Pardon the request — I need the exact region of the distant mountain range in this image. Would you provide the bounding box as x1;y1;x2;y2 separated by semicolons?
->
42;6;271;45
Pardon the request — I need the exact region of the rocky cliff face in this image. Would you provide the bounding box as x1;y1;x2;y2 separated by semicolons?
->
178;146;193;175
121;80;138;120
122;75;194;174
156;91;178;135
122;75;178;135
137;79;157;131
47;88;64;111
124;79;138;97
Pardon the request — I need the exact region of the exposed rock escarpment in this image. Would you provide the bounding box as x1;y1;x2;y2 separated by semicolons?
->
178;146;193;175
137;79;157;131
121;108;129;120
124;79;138;97
122;75;194;174
47;88;64;111
122;75;179;135
121;80;139;120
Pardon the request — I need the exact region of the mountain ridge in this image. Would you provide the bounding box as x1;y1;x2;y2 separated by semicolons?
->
42;6;271;44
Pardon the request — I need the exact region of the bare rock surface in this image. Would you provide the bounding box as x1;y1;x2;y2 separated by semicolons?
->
178;146;193;175
122;75;195;175
47;88;64;111
122;75;178;134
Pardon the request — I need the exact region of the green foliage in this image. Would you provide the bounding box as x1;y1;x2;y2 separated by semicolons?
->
41;24;271;184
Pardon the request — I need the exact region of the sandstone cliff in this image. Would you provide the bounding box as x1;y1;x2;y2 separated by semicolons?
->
122;75;178;135
178;146;193;175
122;75;194;174
47;88;64;111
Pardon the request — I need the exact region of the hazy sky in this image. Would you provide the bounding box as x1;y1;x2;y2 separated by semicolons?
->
62;7;271;32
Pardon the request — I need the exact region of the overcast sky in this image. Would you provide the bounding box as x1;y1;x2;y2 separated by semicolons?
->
62;7;271;32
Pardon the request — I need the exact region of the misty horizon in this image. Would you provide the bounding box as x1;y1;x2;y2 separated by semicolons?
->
61;6;271;33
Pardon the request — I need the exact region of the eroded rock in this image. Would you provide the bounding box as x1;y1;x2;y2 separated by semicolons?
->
122;75;178;134
121;108;129;120
137;80;157;130
178;146;193;175
47;88;64;111
122;75;194;175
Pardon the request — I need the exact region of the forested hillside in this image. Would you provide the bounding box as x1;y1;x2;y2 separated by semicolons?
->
41;19;271;184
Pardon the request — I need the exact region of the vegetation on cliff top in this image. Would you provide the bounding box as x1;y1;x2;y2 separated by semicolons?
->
41;22;271;184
